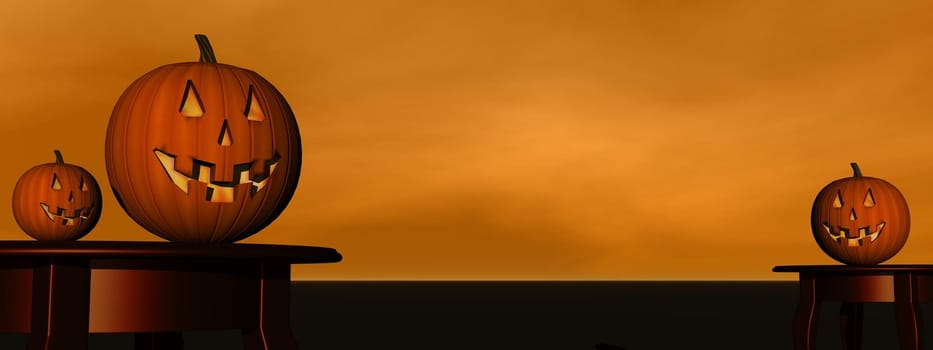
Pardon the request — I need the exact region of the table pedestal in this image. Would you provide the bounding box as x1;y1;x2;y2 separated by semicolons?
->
0;241;341;350
774;265;929;350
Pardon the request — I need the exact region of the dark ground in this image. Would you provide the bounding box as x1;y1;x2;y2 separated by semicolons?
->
2;281;931;349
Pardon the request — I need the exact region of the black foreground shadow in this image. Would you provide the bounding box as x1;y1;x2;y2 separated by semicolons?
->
4;281;930;349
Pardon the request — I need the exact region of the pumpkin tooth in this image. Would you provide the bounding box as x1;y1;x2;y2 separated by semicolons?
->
239;170;251;184
824;224;841;240
249;159;277;190
154;149;190;194
197;164;212;183
80;205;93;220
252;177;269;192
869;222;885;242
39;203;55;222
248;158;278;196
249;160;278;182
850;228;868;247
206;185;234;203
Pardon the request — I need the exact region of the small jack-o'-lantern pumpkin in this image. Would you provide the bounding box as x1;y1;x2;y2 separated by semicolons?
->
12;150;102;240
105;34;301;243
810;163;910;265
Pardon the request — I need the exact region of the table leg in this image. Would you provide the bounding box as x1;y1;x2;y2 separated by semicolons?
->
27;257;90;350
894;273;922;350
135;332;184;350
243;261;299;350
793;272;819;350
840;302;863;350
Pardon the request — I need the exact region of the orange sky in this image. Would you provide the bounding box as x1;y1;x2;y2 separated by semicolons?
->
2;0;933;280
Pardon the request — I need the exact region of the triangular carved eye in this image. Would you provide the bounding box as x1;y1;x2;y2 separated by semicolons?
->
51;174;62;190
864;189;875;207
180;80;204;117
244;85;265;122
833;190;843;208
80;177;89;191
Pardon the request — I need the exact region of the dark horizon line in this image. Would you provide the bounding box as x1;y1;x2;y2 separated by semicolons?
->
292;279;797;283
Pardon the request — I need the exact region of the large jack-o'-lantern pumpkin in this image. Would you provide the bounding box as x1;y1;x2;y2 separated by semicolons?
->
810;163;910;265
105;34;301;243
12;150;102;240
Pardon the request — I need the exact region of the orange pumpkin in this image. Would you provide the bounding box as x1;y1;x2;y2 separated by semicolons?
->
810;163;910;265
12;150;102;240
105;34;301;243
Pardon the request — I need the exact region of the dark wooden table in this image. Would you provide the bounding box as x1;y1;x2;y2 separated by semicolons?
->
0;241;342;350
773;265;933;350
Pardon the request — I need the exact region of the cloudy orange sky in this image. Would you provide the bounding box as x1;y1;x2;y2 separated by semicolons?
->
2;0;933;280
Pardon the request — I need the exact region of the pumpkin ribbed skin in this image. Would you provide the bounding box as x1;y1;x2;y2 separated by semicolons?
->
12;150;102;240
810;163;909;265
104;35;301;243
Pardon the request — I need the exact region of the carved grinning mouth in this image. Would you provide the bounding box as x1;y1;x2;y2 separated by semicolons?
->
39;203;94;226
153;149;279;203
823;222;885;247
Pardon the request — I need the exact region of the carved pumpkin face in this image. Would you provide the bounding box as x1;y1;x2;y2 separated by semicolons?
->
12;150;102;240
105;34;301;243
810;163;910;265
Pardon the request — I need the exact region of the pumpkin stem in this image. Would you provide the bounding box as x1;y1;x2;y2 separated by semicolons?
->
851;162;863;177
194;34;217;63
53;150;63;164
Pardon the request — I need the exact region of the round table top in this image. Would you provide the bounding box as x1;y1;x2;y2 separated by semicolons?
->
0;240;341;264
774;265;933;273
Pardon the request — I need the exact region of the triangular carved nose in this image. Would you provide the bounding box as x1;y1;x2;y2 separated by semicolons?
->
218;120;232;146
